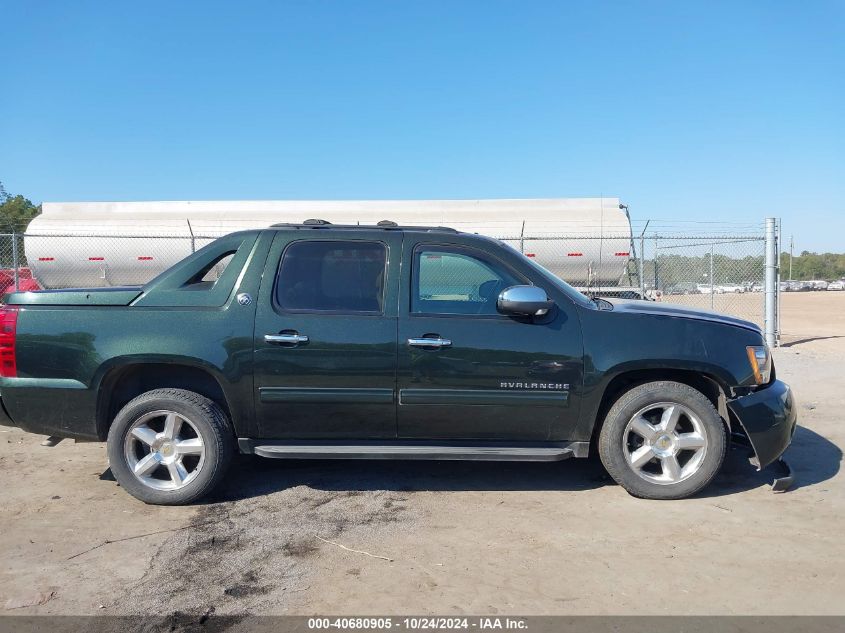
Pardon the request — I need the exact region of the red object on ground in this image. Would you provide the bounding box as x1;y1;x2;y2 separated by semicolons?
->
0;268;43;298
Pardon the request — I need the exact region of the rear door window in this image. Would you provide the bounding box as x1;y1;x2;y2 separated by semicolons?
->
275;240;387;313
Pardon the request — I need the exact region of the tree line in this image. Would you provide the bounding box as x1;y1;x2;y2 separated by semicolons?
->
779;251;845;281
632;251;845;288
0;181;41;233
633;253;764;289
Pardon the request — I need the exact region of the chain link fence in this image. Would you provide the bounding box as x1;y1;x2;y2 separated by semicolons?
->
0;233;220;292
0;229;769;328
638;235;766;324
490;231;767;327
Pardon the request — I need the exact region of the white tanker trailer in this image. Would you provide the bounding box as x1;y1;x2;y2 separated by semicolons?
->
24;198;633;289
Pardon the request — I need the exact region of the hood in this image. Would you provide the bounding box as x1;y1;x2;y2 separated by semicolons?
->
607;299;762;334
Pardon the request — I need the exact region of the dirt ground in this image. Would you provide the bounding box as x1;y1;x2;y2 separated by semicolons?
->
1;293;843;617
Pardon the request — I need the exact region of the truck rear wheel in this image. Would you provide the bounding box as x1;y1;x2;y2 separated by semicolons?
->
597;381;727;500
106;388;234;505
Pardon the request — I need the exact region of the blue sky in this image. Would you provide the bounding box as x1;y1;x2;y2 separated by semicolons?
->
1;1;842;251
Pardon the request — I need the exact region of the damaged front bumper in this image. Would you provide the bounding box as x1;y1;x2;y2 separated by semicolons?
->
768;457;794;492
727;379;797;485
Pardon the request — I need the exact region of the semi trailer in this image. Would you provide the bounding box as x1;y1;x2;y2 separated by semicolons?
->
23;198;634;290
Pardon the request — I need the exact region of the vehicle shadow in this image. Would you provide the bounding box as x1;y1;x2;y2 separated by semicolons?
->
698;424;840;497
780;335;844;348
212;452;612;502
208;424;839;502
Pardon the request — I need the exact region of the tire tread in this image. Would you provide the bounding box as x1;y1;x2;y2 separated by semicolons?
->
106;388;234;505
597;380;727;500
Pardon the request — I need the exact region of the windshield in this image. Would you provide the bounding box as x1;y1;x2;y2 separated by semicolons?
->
514;247;595;308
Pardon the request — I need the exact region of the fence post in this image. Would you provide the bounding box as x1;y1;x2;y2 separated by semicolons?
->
764;218;778;348
638;234;645;298
653;236;659;291
519;221;525;254
187;219;196;254
777;219;782;343
707;246;713;309
11;233;19;291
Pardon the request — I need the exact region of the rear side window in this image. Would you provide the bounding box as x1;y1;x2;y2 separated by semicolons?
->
181;251;236;290
275;240;387;313
200;252;234;283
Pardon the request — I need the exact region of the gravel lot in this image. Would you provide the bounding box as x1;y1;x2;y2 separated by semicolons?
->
1;293;843;618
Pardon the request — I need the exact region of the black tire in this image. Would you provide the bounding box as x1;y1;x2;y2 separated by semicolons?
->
107;388;234;505
597;381;727;500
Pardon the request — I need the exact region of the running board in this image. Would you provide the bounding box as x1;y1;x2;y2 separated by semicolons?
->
239;440;589;462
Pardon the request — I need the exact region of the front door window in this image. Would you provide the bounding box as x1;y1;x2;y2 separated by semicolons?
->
413;247;521;316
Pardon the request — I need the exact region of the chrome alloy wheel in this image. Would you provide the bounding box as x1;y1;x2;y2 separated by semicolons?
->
623;402;708;485
123;410;205;491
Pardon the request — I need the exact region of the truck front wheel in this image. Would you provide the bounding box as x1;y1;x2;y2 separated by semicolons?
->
107;388;234;505
598;381;727;500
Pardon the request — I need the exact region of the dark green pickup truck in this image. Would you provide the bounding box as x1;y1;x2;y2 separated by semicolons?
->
0;223;796;504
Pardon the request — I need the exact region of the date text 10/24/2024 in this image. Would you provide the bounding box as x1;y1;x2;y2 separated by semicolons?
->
307;617;528;630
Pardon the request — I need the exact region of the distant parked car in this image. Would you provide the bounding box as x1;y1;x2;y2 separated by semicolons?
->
781;281;811;292
827;281;844;291
718;284;745;294
665;282;700;295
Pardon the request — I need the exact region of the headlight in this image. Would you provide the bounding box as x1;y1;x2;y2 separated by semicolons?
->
746;345;772;385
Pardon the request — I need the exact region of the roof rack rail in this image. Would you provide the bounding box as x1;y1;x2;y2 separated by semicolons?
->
269;222;459;233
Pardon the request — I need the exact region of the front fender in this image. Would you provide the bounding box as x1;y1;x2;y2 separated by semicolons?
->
575;304;767;442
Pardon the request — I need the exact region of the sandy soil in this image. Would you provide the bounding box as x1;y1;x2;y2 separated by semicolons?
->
0;293;842;618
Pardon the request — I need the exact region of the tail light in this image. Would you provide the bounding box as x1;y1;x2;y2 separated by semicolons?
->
0;306;18;377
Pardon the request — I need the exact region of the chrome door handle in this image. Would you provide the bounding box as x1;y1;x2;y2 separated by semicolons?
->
407;337;452;348
265;333;309;345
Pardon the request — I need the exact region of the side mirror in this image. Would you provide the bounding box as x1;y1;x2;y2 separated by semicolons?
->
497;285;555;317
